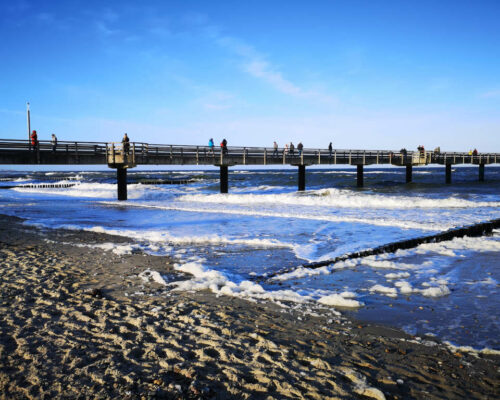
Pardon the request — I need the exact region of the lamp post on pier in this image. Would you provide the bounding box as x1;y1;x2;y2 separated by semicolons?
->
27;102;31;151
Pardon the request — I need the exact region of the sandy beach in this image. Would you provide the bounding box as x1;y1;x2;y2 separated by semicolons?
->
0;214;498;399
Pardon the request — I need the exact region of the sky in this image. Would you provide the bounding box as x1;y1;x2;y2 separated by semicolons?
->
1;0;499;151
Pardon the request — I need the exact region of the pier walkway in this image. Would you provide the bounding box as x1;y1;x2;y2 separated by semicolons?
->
0;139;498;200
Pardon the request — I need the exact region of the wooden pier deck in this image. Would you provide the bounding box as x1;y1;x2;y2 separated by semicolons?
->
0;139;498;200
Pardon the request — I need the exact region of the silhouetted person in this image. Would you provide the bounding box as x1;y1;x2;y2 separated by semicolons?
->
289;142;295;156
297;142;303;156
122;133;130;153
30;130;38;151
328;142;333;158
400;148;407;163
221;138;228;154
273;141;278;157
51;134;57;153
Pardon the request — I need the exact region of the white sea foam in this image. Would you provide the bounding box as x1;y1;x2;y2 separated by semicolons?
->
83;225;292;249
178;189;500;210
369;284;398;297
270;255;426;282
172;261;365;309
414;235;500;255
419;285;451;297
394;280;414;294
76;242;141;255
360;258;422;270
172;262;310;303
271;265;335;281
386;272;411;279
138;269;168;285
318;292;364;308
444;342;500;356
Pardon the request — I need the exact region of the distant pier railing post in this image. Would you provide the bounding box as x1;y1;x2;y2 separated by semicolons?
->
479;163;485;182
220;165;228;193
446;163;452;184
357;164;364;187
298;165;306;191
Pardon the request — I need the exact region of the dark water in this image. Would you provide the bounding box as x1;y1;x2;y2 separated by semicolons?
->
0;165;499;349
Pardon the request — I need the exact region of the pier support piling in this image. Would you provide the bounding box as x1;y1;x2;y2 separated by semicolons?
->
479;163;485;182
220;165;228;193
117;167;127;200
298;165;306;191
357;164;364;187
406;165;412;183
445;164;452;184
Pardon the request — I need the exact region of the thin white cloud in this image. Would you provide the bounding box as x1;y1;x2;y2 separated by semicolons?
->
36;12;54;24
479;89;500;99
0;108;24;116
200;91;235;111
95;20;119;36
101;8;119;23
215;35;337;105
244;59;303;96
89;7;120;37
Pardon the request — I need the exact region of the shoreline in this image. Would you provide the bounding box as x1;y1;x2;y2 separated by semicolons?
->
0;214;498;399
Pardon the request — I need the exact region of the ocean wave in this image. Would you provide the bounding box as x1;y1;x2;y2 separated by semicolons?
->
107;201;445;231
79;225;293;249
178;189;500;209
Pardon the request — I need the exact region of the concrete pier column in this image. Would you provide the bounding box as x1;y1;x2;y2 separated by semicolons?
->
220;165;228;193
445;164;452;184
406;165;413;183
357;164;364;187
117;167;127;200
298;165;306;191
479;163;485;182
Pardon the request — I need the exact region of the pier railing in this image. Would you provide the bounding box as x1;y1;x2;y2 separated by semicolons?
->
0;139;498;166
1;138;498;198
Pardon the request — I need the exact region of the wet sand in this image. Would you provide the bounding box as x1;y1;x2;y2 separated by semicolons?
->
0;214;498;399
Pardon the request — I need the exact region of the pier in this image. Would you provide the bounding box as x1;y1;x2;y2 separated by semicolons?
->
0;139;498;200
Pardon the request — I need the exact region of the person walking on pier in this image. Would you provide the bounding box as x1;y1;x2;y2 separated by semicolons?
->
30;130;38;151
297;142;303;156
51;134;57;153
221;138;228;154
122;133;130;153
273;141;278;157
328;142;333;158
284;143;289;156
208;138;214;154
289;142;295;156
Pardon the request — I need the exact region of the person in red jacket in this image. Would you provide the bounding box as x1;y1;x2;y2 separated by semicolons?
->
220;138;228;154
30;130;38;151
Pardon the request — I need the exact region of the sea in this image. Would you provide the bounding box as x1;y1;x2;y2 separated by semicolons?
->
0;165;499;350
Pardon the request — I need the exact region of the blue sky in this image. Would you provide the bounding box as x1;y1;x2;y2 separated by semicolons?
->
1;0;499;151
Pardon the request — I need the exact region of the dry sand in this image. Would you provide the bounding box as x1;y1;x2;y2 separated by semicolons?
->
0;214;498;399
